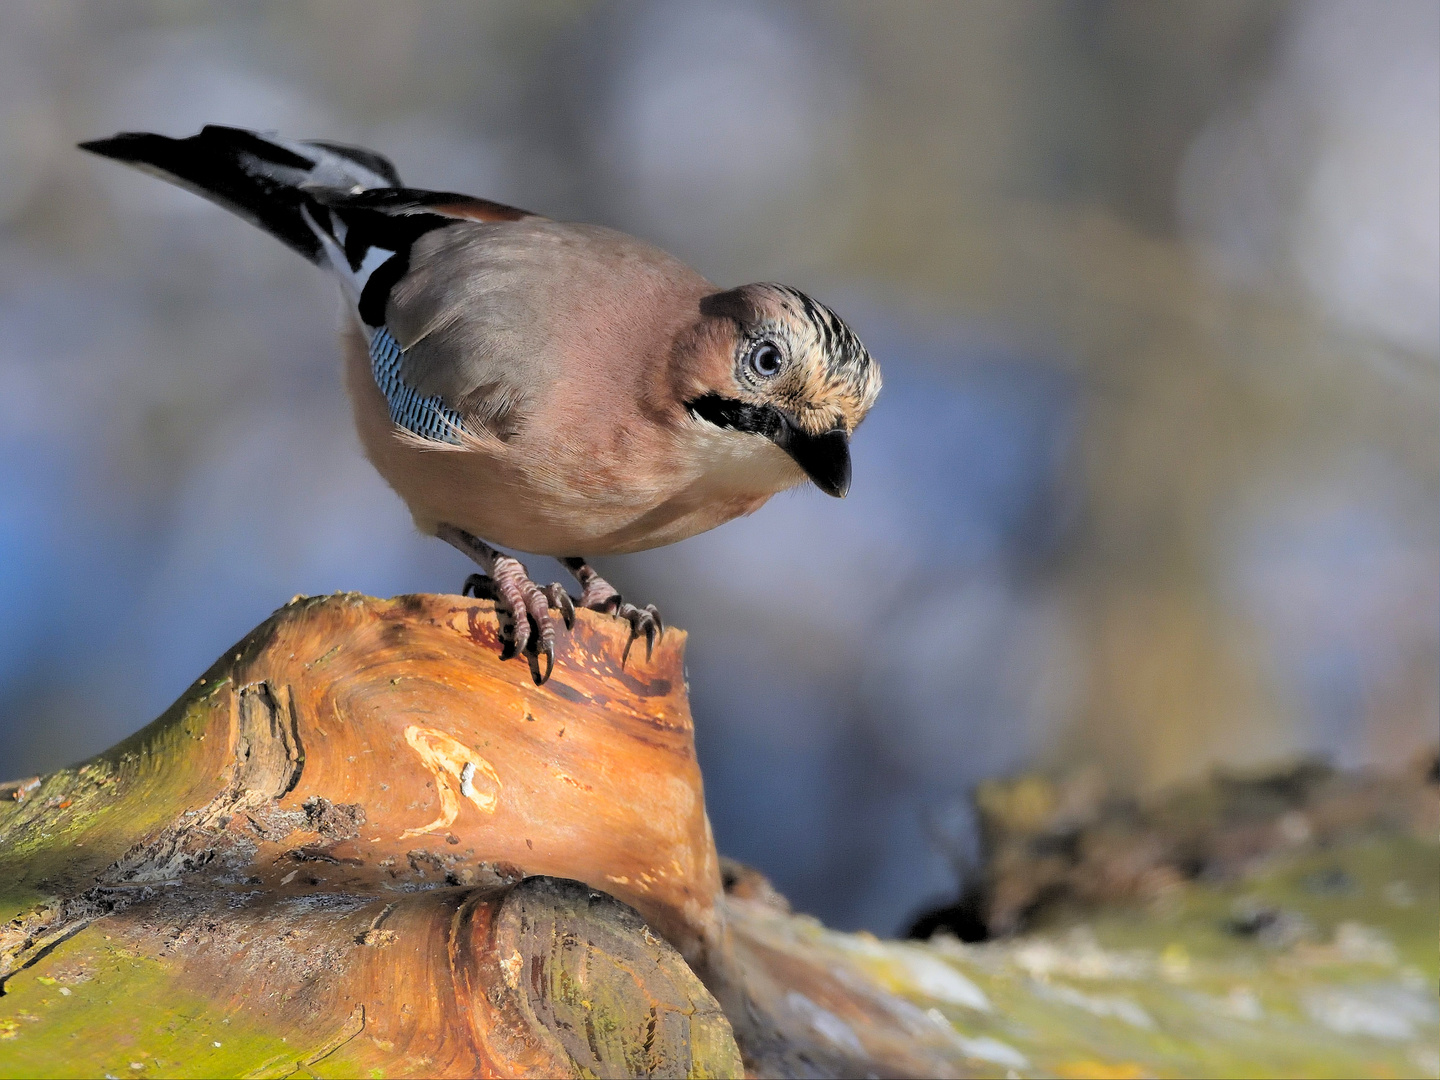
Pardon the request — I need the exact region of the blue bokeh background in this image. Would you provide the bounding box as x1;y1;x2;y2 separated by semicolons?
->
1;1;1435;933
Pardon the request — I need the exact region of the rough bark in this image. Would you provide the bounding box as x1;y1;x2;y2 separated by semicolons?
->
0;594;981;1079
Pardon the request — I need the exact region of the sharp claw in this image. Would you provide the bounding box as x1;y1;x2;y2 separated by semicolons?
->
544;560;662;667
457;543;576;676
614;601;664;668
511;612;532;658
546;584;576;629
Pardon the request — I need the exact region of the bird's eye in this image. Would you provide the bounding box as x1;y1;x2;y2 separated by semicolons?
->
747;341;783;379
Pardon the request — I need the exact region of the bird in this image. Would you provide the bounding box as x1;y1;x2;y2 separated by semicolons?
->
81;125;881;683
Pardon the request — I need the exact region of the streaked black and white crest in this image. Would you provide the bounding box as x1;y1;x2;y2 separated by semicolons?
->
764;283;874;385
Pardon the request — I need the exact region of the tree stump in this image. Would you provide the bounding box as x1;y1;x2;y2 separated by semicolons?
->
0;594;984;1079
0;594;739;1079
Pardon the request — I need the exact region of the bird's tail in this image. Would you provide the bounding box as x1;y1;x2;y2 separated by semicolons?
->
83;125;533;327
79;125;402;265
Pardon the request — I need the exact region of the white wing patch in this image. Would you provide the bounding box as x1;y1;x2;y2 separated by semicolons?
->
300;204;392;311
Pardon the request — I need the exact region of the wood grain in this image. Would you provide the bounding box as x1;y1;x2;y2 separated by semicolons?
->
0;592;990;1079
0;593;736;1078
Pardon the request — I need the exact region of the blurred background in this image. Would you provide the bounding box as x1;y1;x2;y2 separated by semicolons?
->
0;0;1435;935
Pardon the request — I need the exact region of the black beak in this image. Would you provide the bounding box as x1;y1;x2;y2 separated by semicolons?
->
775;419;851;498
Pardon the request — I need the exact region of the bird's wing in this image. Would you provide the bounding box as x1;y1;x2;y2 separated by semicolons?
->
300;189;553;444
301;184;538;328
382;219;709;441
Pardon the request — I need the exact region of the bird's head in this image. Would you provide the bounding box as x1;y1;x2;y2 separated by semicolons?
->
683;283;881;498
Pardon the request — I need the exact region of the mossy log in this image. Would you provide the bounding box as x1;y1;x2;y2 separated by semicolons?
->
0;594;980;1079
8;593;1426;1078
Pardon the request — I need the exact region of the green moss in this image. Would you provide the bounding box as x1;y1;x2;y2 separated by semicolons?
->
0;927;365;1080
0;888;54;933
0;609;288;906
0;684;234;911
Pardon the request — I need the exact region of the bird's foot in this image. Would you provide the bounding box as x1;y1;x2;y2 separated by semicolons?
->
460;566;574;683
561;558;664;665
442;526;573;684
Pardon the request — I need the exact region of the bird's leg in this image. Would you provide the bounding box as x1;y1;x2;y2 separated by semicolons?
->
438;525;574;684
561;557;664;664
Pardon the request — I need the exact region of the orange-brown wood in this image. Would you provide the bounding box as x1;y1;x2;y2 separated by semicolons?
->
205;592;723;961
0;592;983;1079
0;593;739;1079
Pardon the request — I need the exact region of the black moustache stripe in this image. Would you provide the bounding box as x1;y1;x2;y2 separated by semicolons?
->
684;393;785;441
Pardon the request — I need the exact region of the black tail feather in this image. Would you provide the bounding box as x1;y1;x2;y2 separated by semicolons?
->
79;125;401;263
79;125;540;326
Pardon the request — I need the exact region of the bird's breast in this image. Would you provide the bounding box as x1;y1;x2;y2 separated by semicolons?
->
343;325;801;555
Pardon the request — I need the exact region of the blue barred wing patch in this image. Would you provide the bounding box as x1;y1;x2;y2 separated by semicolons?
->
368;327;468;444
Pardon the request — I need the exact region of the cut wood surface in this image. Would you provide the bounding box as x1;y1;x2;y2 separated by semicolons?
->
0;593;982;1079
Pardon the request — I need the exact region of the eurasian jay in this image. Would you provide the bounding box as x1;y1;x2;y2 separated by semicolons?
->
81;126;881;682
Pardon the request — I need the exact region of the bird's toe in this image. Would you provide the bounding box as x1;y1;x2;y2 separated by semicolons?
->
619;603;664;666
544;582;577;630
